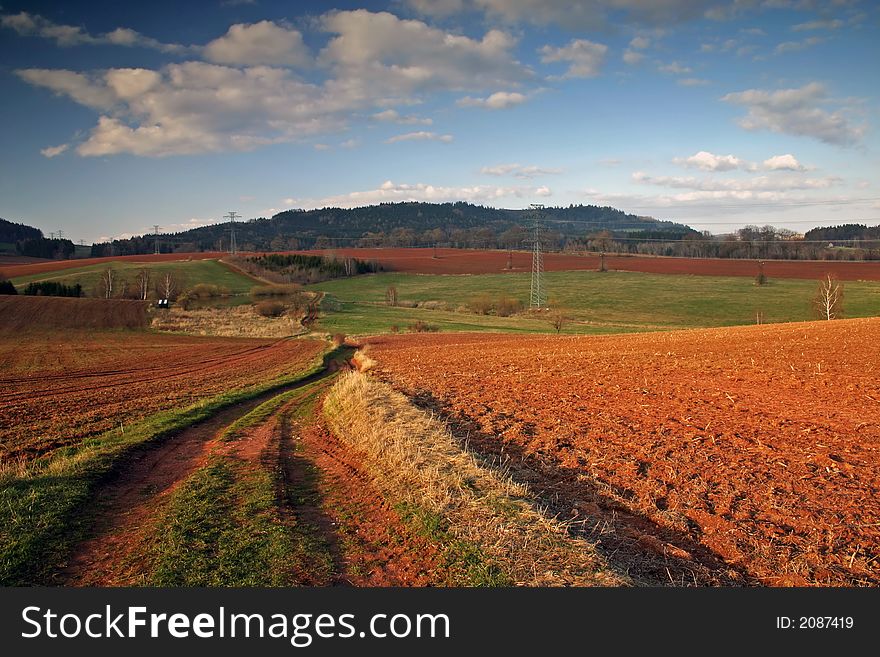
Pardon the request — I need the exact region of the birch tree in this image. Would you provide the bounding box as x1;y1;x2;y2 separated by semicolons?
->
813;273;844;320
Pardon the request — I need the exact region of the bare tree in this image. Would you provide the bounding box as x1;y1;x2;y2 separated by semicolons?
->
156;271;179;300
599;251;607;272
135;268;151;300
755;260;767;286
813;273;844;320
99;268;115;299
549;307;569;334
385;285;398;307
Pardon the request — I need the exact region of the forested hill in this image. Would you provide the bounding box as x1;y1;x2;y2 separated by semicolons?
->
0;217;42;244
92;202;695;255
804;223;880;242
0;217;76;259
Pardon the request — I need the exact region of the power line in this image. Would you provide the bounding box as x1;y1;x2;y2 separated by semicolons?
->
529;204;545;309
224;211;240;255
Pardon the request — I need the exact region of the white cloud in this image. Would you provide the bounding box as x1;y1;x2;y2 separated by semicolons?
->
633;170;841;192
623;49;644;65
14;9;533;157
370;109;432;125
629;36;650;49
674;150;747;171
539;39;607;78
1;11;188;53
320;10;527;97
722;82;865;146
763;154;806;171
678;77;709;86
203;21;310;67
658;61;693;75
313;143;331;151
457;91;527;109
302;179;552;208
480;163;562;178
385;131;453;143
16;69;117;110
774;36;825;54
20;63;345;157
675;151;811;172
410;1;718;30
792;19;843;31
40;143;69;158
405;0;466;17
340;138;360;148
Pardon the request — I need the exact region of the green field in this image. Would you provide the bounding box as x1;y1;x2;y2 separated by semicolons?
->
307;271;880;336
10;259;258;298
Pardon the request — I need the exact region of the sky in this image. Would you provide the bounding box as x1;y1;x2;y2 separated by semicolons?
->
1;0;878;243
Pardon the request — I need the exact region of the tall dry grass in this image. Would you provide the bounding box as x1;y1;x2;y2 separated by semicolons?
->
323;369;626;586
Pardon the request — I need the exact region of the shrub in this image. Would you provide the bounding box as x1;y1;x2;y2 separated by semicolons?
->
495;295;522;317
0;280;18;295
332;333;347;347
468;293;493;315
389;325;400;333
385;285;398;307
250;283;301;299
254;300;287;317
408;320;439;333
187;283;229;299
23;281;82;297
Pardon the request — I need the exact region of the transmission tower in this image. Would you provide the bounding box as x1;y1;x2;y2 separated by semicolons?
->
153;225;160;255
529;203;545;309
225;211;240;255
57;229;64;240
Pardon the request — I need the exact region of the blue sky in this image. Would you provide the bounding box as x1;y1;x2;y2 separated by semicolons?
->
1;0;878;243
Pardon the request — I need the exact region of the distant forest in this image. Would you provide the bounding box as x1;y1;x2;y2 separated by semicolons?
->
0;217;75;259
7;205;880;263
91;202;697;256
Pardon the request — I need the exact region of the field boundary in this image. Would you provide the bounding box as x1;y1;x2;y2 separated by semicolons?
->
322;369;627;586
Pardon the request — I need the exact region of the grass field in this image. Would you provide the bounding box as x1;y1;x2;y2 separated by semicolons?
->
307;270;880;335
9;258;258;297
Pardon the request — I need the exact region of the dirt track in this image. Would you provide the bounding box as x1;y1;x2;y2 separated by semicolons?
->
58;369;444;586
368;318;880;586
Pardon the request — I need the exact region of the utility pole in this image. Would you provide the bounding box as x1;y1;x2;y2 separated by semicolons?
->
154;225;160;255
225;211;240;255
529;203;545;309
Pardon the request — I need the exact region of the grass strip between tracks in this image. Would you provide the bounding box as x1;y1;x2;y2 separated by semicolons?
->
323;369;628;587
0;344;340;585
139;379;334;586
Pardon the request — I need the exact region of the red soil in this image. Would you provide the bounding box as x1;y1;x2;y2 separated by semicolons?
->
299;248;880;280
0;296;148;332
284;410;446;586
5;248;876;280
0;251;225;279
0;331;326;461
368;318;880;586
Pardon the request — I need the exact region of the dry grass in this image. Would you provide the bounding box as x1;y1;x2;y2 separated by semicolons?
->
151;305;303;338
323;369;627;586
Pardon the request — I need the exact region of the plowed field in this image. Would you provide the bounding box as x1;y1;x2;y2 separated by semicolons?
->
0;332;326;461
301;248;880;280
368;318;880;586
